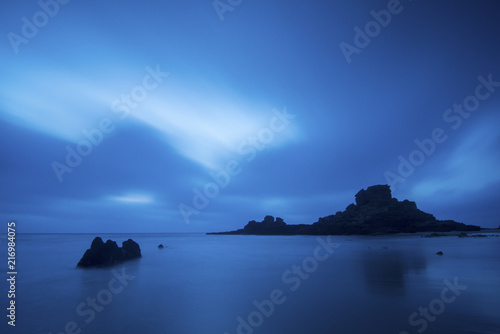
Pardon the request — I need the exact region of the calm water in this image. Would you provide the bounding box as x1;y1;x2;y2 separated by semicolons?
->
1;233;499;334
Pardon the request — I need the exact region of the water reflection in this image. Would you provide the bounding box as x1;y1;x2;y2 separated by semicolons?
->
362;247;427;295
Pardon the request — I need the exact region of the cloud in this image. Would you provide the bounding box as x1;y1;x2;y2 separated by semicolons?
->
107;193;156;204
129;94;261;169
0;69;114;142
0;66;300;172
129;88;301;170
412;112;500;197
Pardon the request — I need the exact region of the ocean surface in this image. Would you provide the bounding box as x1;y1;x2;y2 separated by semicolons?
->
1;233;499;334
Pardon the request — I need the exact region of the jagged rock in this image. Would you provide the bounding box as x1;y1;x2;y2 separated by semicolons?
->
355;185;392;206
311;185;480;235
207;185;481;235
263;215;275;224
123;239;141;257
241;216;289;234
77;237;141;268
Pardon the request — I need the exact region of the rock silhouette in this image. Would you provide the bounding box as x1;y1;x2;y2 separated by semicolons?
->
77;237;142;268
312;185;480;234
208;185;480;235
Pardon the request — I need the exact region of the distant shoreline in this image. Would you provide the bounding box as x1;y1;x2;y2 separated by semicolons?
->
371;229;500;237
393;229;500;236
207;229;500;237
0;229;498;236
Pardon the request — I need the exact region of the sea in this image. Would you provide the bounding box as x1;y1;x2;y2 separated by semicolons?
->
1;233;499;334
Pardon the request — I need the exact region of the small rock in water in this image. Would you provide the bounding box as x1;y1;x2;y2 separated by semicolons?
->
158;244;165;249
436;251;444;255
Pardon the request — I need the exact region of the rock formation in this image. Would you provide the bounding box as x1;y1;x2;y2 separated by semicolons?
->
242;215;286;233
77;237;141;268
311;185;479;234
208;185;481;235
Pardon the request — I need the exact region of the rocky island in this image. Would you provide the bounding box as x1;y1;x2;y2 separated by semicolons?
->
208;185;480;235
77;237;142;268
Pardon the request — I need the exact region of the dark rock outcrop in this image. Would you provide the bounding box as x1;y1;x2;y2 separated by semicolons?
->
355;185;392;206
243;215;287;234
158;244;165;249
77;237;141;268
208;185;481;235
310;185;480;235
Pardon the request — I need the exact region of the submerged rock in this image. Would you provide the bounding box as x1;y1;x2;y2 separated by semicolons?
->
436;251;444;255
459;233;490;238
158;244;165;249
77;237;141;268
425;233;449;238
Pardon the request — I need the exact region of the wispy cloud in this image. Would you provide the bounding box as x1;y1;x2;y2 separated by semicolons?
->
107;193;155;204
1;68;300;171
0;69;114;141
412;112;500;197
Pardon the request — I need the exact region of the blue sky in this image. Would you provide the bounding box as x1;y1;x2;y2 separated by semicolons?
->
1;0;499;232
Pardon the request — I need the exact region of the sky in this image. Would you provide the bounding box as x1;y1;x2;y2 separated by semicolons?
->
1;0;499;233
